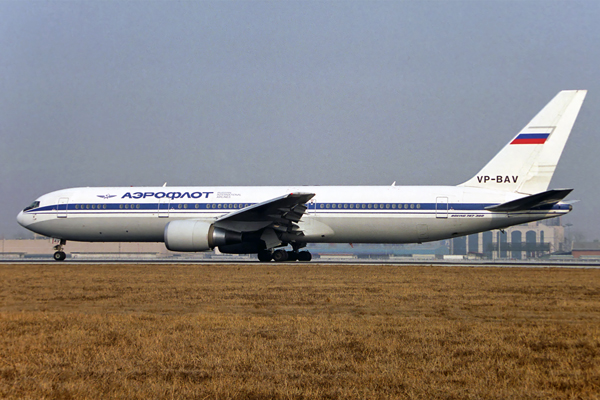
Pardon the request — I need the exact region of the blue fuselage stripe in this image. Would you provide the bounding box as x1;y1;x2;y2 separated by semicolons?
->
26;201;569;214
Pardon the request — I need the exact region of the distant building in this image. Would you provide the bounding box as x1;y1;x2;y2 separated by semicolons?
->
451;219;566;259
0;238;190;259
571;242;600;259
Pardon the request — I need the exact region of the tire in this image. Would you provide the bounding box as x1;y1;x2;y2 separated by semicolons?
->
257;250;272;262
297;251;312;262
272;249;289;262
53;251;66;261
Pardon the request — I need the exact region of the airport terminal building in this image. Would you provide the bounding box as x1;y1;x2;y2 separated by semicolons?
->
450;219;566;260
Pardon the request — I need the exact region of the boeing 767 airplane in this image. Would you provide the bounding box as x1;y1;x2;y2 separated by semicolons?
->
17;90;586;261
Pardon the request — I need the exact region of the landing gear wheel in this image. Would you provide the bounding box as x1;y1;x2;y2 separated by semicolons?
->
53;251;66;261
297;251;312;262
272;249;289;262
286;251;298;261
257;250;272;262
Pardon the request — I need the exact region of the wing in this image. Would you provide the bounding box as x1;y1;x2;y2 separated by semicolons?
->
213;192;315;236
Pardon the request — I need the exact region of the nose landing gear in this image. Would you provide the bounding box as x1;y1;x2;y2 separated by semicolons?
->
53;239;67;261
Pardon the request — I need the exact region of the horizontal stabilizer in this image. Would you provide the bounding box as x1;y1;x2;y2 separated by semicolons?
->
485;189;573;212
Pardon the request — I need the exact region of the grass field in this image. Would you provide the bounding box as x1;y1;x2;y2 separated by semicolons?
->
1;263;599;399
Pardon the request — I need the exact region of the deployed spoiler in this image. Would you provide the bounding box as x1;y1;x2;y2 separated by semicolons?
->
485;189;573;212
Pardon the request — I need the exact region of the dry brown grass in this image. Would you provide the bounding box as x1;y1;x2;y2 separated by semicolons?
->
1;263;599;399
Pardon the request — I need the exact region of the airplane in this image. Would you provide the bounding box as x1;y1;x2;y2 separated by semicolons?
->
17;90;586;262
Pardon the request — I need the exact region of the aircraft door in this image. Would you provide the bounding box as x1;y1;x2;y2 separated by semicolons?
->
436;197;448;219
158;199;170;218
57;197;69;218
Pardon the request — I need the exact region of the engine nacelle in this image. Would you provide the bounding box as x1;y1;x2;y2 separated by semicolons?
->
164;220;242;252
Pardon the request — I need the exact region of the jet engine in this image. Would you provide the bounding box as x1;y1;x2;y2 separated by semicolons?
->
164;220;242;252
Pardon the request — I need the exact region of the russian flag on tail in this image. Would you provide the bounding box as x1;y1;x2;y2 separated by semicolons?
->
510;133;550;145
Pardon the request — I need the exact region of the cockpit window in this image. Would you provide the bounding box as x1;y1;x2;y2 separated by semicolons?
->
23;201;40;211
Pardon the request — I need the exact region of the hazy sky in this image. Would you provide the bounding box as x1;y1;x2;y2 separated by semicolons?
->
2;1;599;240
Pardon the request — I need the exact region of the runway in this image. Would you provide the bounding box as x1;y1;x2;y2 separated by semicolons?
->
2;257;600;268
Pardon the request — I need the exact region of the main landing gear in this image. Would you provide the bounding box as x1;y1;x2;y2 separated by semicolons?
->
257;249;312;262
53;239;67;261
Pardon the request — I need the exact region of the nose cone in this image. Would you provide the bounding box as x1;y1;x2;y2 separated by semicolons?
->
16;211;29;228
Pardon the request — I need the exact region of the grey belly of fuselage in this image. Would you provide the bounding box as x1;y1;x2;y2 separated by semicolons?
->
26;212;554;244
27;217;168;242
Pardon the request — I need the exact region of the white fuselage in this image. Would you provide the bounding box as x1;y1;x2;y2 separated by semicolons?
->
16;185;570;246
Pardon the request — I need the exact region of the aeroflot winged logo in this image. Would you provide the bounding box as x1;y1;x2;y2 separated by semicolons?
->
510;133;550;145
97;194;117;199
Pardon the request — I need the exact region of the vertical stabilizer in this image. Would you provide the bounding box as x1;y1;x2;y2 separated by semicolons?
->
459;90;587;194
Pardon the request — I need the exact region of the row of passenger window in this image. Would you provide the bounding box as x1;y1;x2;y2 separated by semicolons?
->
206;203;251;209
319;203;421;209
72;203;422;211
171;203;252;209
74;204;108;209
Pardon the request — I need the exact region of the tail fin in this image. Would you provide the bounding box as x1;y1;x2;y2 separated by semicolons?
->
459;90;587;194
